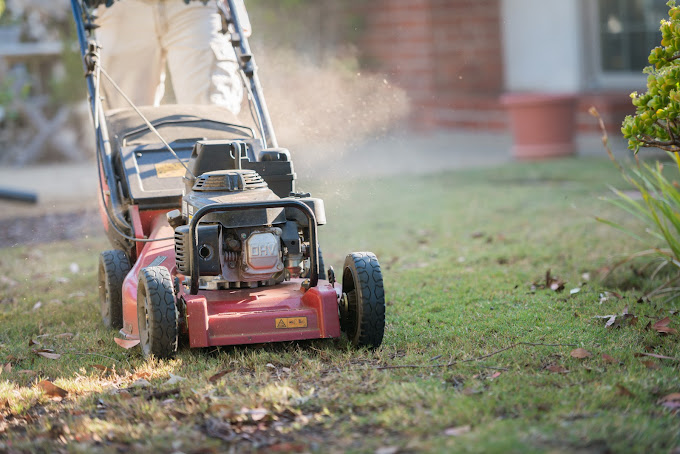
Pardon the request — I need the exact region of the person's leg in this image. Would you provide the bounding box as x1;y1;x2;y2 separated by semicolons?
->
95;1;165;110
162;2;243;114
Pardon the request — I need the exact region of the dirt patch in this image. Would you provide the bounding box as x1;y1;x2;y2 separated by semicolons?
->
0;209;101;248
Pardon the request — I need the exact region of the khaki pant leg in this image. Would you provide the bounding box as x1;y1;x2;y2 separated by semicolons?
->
162;2;243;114
95;1;165;110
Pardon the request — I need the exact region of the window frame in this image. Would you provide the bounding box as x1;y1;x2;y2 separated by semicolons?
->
583;0;665;90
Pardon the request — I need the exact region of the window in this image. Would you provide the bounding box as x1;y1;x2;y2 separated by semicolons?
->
598;0;668;73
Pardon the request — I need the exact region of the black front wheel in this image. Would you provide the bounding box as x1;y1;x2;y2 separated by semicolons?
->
340;252;385;349
98;249;131;330
137;266;179;359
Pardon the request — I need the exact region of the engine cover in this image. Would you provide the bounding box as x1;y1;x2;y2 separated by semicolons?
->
242;231;283;279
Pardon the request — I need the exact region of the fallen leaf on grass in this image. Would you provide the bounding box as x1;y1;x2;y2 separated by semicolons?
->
641;360;661;370
599;291;622;304
601;354;618;364
532;269;566;292
241;407;268;422
605;315;617;328
570;348;592;359
18;370;37;376
209;369;231;383
653;317;677;335
595;307;638;329
634;352;679;361
32;302;42;311
54;333;74;339
92;364;110;373
33;349;61;360
546;365;568;373
616;384;635;397
658;393;680;410
130;379;151;388
37;380;68;400
570;288;581;295
163;373;186;386
28;339;39;347
114;338;139;349
444;425;471;437
0;363;11;374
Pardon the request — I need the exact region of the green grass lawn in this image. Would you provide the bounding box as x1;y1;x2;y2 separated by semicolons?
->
0;156;679;453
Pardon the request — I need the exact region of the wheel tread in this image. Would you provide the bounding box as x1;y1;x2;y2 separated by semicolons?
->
98;249;131;329
138;267;178;358
342;251;385;349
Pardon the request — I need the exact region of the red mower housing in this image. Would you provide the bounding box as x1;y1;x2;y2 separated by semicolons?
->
76;1;386;358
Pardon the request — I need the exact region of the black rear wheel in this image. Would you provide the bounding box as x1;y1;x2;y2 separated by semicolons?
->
98;249;131;330
340;252;385;349
137;266;178;359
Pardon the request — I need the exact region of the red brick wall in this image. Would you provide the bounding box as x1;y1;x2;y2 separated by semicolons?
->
359;0;506;129
358;2;635;133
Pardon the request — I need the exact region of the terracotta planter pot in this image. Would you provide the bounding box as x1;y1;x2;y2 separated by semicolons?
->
501;93;577;160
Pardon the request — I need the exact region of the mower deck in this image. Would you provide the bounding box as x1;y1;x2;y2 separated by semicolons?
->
184;281;341;347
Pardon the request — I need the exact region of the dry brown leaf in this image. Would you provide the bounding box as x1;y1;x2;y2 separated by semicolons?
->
33;350;61;360
2;363;11;374
92;364;110;373
114;338;140;349
444;425;472;437
652;317;677;334
546;364;568;373
28;339;39;347
658;393;680;403
654;317;671;328
570;348;592;359
634;352;679;361
616;384;635;397
601;354;618;364
209;369;230;383
37;380;68;400
655;326;678;335
658;393;680;410
641;360;661;370
54;333;74;339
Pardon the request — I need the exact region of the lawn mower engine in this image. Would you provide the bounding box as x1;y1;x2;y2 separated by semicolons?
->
172;142;324;290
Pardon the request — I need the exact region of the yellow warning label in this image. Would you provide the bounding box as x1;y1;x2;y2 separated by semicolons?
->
155;162;186;178
275;317;308;329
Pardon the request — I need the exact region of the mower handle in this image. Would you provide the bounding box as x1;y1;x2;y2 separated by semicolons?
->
187;199;319;294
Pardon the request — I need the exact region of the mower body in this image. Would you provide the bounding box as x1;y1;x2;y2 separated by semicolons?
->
73;0;384;357
101;106;340;349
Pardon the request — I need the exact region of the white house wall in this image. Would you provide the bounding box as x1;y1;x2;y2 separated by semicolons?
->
501;0;584;93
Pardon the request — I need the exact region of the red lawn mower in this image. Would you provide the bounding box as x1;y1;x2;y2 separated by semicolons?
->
71;0;385;358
